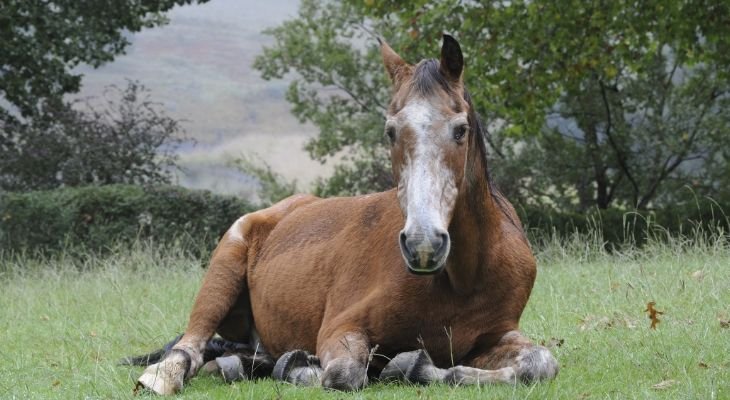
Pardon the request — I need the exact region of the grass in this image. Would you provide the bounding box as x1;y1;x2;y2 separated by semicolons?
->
0;235;728;399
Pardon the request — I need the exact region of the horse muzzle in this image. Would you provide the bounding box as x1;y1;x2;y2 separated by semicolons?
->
399;229;450;275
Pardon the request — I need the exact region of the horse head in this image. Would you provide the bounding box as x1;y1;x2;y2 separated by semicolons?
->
380;35;472;275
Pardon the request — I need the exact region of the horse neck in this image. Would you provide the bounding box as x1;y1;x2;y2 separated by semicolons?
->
444;135;501;294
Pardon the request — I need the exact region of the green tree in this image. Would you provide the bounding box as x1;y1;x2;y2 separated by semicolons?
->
255;0;730;210
0;0;207;121
0;81;185;191
253;0;397;196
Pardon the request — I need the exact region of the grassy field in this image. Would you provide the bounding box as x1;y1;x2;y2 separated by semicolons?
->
0;235;728;399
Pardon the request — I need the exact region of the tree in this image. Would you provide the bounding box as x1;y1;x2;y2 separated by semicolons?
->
0;0;208;122
255;0;730;210
253;0;397;196
0;81;185;191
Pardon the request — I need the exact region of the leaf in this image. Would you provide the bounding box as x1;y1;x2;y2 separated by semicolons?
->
651;379;677;390
718;312;729;329
540;337;565;348
644;302;664;329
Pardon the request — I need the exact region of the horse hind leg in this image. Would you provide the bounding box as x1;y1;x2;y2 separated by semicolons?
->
126;335;273;385
272;349;323;386
198;337;275;383
136;223;251;395
272;330;371;391
135;194;317;395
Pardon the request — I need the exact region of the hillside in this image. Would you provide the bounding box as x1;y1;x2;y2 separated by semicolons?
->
73;0;329;198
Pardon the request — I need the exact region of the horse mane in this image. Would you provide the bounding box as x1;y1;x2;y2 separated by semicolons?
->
411;59;521;230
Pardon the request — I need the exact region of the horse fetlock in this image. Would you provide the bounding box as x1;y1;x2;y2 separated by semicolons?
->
321;357;367;391
273;350;322;386
446;365;516;386
515;346;558;383
136;349;192;395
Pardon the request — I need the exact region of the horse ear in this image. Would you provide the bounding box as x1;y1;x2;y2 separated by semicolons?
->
439;34;464;82
379;37;408;85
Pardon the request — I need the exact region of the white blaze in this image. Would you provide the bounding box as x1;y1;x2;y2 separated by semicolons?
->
397;100;458;243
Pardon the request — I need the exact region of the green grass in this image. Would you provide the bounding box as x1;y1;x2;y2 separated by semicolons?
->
0;236;728;399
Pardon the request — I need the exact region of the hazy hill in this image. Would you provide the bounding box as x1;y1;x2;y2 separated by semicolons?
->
73;0;328;199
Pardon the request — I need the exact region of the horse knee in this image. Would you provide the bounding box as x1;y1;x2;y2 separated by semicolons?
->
321;357;367;391
515;346;558;383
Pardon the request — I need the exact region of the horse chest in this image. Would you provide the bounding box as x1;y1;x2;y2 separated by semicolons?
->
367;290;495;366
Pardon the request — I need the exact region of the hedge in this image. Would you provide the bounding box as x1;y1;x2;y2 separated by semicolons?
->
0;184;727;256
517;198;729;246
0;185;255;256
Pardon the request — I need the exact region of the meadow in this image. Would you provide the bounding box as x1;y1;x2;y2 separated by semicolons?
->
0;233;727;399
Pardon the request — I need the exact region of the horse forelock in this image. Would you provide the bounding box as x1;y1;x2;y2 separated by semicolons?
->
411;59;452;96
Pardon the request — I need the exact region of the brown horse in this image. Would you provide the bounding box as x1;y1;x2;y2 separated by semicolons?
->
132;34;558;395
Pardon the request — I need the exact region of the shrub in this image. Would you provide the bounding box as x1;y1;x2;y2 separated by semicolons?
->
518;197;729;248
1;183;725;258
1;81;185;191
0;185;254;256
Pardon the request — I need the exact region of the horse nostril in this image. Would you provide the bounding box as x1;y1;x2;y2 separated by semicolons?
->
399;231;415;261
432;231;449;258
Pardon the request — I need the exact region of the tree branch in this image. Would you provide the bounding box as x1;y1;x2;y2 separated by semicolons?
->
598;78;640;206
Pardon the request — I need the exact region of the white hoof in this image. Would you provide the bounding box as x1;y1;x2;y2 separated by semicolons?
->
136;350;190;395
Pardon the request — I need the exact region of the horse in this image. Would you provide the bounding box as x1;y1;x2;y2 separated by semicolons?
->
129;34;558;395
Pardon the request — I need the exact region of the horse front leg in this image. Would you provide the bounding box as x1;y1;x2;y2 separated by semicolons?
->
380;330;557;386
473;330;558;383
379;349;516;385
273;329;370;391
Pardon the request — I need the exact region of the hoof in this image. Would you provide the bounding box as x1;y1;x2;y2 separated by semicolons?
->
216;355;247;382
322;357;367;391
516;346;559;383
136;349;191;395
273;350;322;386
379;349;437;384
198;360;220;376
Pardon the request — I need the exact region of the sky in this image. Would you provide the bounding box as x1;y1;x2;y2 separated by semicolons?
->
73;0;328;198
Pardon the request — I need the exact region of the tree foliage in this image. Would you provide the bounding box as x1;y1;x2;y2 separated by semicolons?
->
0;81;185;191
253;0;397;196
0;0;208;121
255;0;730;210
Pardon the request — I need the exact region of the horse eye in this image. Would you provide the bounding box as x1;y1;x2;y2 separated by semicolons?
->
385;126;396;143
453;124;468;142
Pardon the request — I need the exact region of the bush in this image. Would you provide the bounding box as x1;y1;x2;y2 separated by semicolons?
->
1;81;185;191
0;185;254;256
1;183;725;258
518;198;729;247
